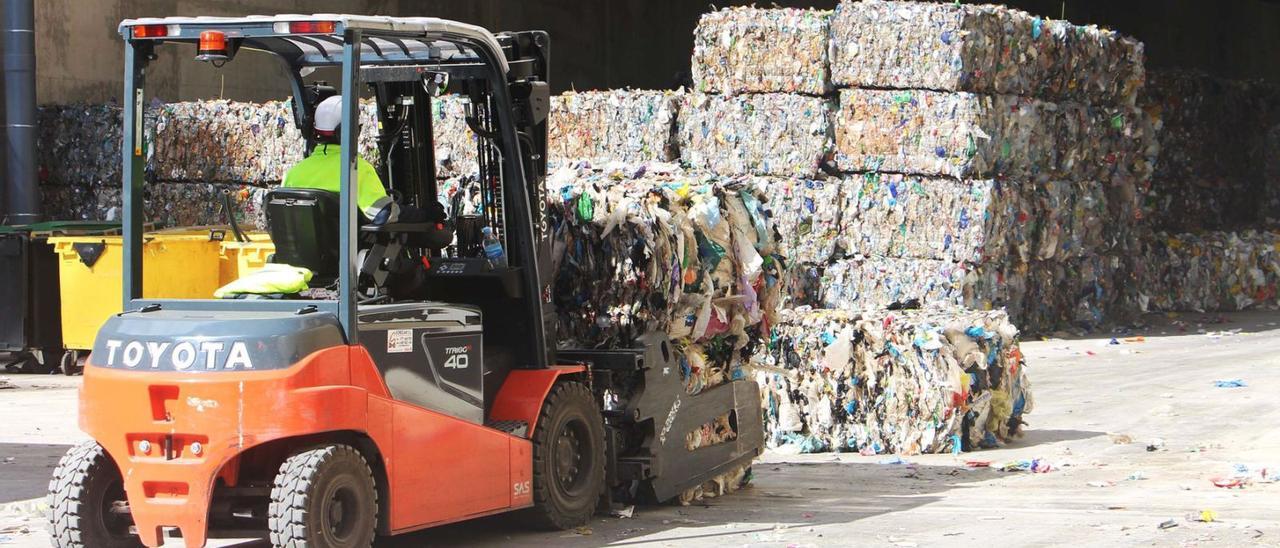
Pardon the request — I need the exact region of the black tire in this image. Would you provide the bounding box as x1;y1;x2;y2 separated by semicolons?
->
524;381;605;530
268;444;378;548
47;441;141;548
61;350;81;376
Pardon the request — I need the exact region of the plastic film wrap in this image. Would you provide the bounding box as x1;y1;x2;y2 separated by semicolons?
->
548;90;679;166
690;7;831;96
676;92;830;178
753;306;1031;455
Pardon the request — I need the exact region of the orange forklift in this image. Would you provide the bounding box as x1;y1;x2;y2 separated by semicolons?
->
47;15;763;548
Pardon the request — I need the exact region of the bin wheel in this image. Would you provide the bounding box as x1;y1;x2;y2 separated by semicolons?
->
522;381;606;530
48;440;141;548
61;351;82;376
268;444;378;548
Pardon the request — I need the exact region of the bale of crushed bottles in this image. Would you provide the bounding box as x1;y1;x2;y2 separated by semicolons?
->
752;306;1032;455
761;178;843;265
676;92;831;178
690;7;831;96
1135;230;1280;313
544;163;786;366
548;90;680;166
831;88;1158;182
829;0;1144;107
147;100;306;185
36;104;124;187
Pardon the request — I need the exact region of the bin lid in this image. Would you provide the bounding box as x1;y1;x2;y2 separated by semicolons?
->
0;221;121;236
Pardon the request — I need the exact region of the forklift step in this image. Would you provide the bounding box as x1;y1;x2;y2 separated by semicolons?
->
486;420;529;437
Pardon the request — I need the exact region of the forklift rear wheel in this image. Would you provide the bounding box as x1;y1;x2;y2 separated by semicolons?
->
47;441;141;548
268;444;378;548
61;351;81;376
525;381;605;530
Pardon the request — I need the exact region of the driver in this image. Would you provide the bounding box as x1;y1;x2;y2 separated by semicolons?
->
283;96;405;224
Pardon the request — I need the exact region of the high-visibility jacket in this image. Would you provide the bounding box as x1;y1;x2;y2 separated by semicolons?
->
282;144;398;222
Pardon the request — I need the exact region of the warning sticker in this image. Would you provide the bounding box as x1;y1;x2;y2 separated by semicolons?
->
387;329;414;353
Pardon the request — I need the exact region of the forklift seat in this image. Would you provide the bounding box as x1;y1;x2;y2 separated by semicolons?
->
265;188;340;281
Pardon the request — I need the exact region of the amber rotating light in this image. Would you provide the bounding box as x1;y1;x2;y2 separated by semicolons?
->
195;30;229;65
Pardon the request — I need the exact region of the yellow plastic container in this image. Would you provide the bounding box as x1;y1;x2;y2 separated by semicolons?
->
50;233;223;350
219;233;275;286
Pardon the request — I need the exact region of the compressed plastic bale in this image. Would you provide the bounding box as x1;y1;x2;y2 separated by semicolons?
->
1136;230;1280;313
829;1;1000;95
676;92;831;178
148;100;305;185
820;257;969;310
838;173;1005;264
761;178;843;264
431;94;479;177
690;7;831;96
548;90;679;166
752;306;1031;455
832;89;1068;180
543;163;786;356
36;104;123;187
832;89;997;179
93;183;270;230
829;1;1143;106
1052;21;1145;107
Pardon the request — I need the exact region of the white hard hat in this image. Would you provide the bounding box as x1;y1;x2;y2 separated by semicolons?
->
314;96;343;134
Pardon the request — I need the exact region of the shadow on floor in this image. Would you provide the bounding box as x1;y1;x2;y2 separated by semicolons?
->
0;442;73;504
192;461;1003;547
1006;428;1106;448
375;461;1003;547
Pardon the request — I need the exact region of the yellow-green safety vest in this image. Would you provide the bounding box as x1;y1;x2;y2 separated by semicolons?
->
282;144;397;221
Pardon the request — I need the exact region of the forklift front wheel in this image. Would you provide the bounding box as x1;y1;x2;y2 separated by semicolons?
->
60;350;81;376
47;441;141;548
525;381;606;530
268;444;378;548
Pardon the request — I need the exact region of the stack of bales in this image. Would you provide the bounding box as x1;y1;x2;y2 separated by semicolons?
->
816;0;1156;332
36;97;478;229
1132;72;1280;314
686;4;1036;456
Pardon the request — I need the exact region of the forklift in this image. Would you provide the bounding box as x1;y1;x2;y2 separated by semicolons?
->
48;15;763;548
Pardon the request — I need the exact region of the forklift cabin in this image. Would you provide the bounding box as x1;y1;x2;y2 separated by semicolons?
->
49;15;763;548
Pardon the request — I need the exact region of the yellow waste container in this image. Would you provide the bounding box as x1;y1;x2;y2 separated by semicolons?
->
219;233;275;286
49;232;223;350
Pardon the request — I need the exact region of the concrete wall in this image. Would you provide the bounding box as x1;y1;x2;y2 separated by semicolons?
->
27;0;1280;105
34;0;396;104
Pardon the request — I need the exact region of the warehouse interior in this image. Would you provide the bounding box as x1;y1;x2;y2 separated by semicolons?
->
2;1;1279;547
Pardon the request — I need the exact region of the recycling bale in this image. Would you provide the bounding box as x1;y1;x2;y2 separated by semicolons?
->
676;92;831;178
548;90;680;167
752;306;1032;455
1135;230;1280;313
828;0;1143;107
761;178;843;265
690;7;831;96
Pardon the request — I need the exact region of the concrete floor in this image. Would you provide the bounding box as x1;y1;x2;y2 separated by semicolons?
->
2;310;1279;547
